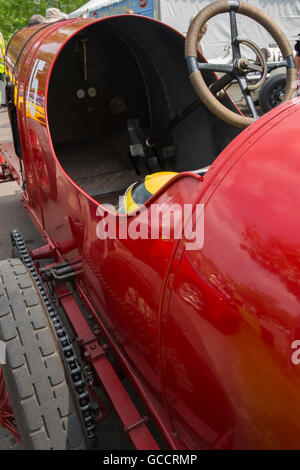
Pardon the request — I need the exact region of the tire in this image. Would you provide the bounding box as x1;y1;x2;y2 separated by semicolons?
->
0;258;88;450
259;74;286;114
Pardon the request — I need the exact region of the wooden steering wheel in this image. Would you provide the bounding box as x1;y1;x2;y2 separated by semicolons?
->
185;0;298;128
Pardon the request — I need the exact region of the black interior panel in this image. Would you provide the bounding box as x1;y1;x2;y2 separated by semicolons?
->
47;16;242;206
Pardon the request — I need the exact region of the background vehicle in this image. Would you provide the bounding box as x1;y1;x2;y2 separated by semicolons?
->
0;0;299;450
259;73;286;113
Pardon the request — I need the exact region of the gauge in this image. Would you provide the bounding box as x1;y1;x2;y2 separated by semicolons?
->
88;87;98;98
110;96;127;114
76;88;85;99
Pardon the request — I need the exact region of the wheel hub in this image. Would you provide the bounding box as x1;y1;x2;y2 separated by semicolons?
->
237;57;250;72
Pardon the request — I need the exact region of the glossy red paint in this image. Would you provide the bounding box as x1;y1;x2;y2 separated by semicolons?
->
2;14;300;450
161;102;300;449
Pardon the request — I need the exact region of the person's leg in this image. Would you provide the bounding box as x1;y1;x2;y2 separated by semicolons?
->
0;74;6;108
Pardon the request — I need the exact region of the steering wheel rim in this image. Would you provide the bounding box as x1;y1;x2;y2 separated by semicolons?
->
185;0;298;128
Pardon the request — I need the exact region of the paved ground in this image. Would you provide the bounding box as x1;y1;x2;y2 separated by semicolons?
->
0;111;43;258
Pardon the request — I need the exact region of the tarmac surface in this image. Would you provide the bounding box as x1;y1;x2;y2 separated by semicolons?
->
0;111;42;262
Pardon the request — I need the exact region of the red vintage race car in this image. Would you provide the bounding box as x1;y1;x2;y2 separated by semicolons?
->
0;0;299;450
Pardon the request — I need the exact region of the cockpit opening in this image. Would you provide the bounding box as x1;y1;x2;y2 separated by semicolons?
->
47;15;241;207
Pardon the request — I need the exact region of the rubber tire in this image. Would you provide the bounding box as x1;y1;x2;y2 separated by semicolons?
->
259;74;286;114
0;259;88;450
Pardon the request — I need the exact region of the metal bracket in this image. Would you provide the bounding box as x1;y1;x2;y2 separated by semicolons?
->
124;416;148;433
41;261;78;284
80;339;108;362
84;348;106;362
127;118;160;175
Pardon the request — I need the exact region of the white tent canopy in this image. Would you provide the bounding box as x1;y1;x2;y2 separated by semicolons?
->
69;0;122;18
70;0;300;58
160;0;300;58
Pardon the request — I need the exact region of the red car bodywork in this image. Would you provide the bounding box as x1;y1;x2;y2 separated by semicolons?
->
1;15;300;449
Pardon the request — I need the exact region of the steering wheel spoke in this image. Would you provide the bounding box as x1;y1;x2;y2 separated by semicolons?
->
247;62;264;73
237;76;259;120
198;62;234;74
267;60;289;73
210;73;235;94
229;5;241;60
